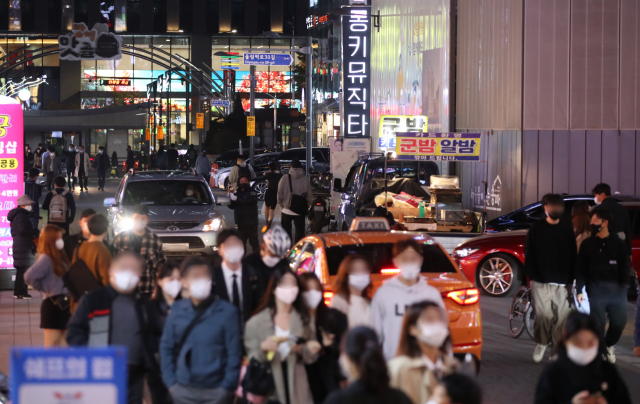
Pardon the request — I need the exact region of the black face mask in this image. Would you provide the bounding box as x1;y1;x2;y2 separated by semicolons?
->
238;184;250;191
547;209;564;220
590;223;603;235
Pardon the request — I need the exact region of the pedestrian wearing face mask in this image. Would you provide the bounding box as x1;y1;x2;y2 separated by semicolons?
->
592;183;633;262
389;301;459;404
229;174;260;252
242;224;291;287
212;229;263;328
524;193;578;363
300;272;348;404
42;176;76;235
9;195;41;299
24;225;70;346
24;168;43;229
160;256;242;404
244;267;321;404
94;145;111;191
371;238;445;361
65;144;77;191
330;254;373;329
67;252;164;404
111;204;167;295
43;146;63;191
576;210;629;363
75;145;89;192
534;312;631;404
71;214;111;288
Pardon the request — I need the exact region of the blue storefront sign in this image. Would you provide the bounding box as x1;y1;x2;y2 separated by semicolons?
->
211;99;231;107
11;347;128;404
243;53;293;66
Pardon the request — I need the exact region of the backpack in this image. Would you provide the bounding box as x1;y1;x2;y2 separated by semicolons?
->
49;190;68;223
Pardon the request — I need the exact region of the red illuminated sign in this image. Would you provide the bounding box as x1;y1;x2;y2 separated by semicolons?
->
100;79;130;86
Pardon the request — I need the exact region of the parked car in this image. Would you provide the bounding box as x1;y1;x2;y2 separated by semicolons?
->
454;201;640;297
215;151;280;191
214;148;269;169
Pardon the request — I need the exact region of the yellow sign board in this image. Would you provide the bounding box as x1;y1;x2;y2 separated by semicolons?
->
395;132;482;161
196;113;204;129
157;126;164;140
145;128;150;141
247;116;256;137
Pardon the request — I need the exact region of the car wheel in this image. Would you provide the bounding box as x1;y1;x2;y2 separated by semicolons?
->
224;177;229;190
476;253;522;297
252;180;267;201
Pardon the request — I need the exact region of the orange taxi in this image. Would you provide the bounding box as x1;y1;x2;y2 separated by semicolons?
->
287;218;483;362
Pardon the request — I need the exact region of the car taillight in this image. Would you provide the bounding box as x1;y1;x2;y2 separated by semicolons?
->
381;268;400;275
323;291;334;306
445;288;479;305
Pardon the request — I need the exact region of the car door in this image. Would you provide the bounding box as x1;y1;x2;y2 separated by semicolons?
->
338;162;363;230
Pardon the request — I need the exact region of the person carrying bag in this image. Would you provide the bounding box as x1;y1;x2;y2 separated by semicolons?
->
277;159;313;243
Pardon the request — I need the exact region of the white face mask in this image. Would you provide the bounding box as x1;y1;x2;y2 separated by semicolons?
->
275;286;299;305
189;278;212;300
68;148;73;152
113;271;140;293
133;220;147;232
223;245;245;264
399;262;422;281
303;290;323;309
186;189;194;196
79;150;84;154
262;255;281;268
55;238;64;250
99;150;103;154
162;279;182;299
594;196;601;205
348;274;371;291
566;344;599;366
23;205;33;212
418;322;449;347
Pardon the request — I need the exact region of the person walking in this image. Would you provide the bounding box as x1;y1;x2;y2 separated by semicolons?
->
71;214;112;288
371;239;444;360
592;183;633;261
242;224;291;287
429;375;483;404
229;174;260;252
64;144;77;191
244;267;321;404
524;193;577;363
534;312;631;404
34;146;43;170
25;146;34;170
228;155;256;193
167;143;179;170
187;144;198;168
157;146;168;170
212;229;263;328
139;150;148;171
63;209;96;258
576;210;629;363
9;195;40;299
111;151;119;178
160;256;242;404
323;326;413;404
300;272;348;404
330;254;373;329
572;201;591;251
195;150;211;184
41;145;51;168
42;176;76;235
67;252;164;404
24;225;70;346
43;146;63;191
264;162;283;228
74;145;89;191
94;146;110;191
111;204;166;295
126;145;136;172
277;159;313;243
389;301;460;404
24;168;43;229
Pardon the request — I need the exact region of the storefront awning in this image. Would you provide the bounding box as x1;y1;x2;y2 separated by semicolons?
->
23;104;148;131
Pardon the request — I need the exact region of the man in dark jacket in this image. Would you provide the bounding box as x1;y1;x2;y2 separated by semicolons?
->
63;209;97;258
65;144;77;191
42;176;76;235
187;144;198;168
167;143;179;170
126;145;135;172
524;193;577;363
229;174;259;252
94;145;111;191
576;210;629;363
43;146;64;191
592;183;633;259
242;224;291;287
67;252;164;404
24;168;43;229
9;195;40;299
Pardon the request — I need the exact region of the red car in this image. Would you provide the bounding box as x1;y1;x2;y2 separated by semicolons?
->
453;202;640;297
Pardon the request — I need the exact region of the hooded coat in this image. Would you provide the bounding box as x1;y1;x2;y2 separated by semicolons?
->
8;207;39;267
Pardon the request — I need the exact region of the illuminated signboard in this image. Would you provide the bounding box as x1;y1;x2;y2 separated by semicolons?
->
100;79;130;86
341;5;371;138
306;14;332;29
58;22;122;61
379;115;428;149
0;103;23;269
395;132;482;161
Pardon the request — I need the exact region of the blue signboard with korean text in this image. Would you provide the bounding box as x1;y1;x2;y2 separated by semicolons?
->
243;53;293;66
11;347;128;404
394;132;482;161
211;100;231;107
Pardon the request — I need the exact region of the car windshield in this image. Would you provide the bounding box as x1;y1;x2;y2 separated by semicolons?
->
325;242;456;276
123;180;212;206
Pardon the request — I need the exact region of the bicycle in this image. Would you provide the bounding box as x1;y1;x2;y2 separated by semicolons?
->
508;285;535;339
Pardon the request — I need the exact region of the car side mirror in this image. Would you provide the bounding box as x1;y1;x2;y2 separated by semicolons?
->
333;178;342;193
103;197;117;207
217;196;231;206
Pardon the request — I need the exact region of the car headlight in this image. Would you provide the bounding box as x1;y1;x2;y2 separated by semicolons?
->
115;218;134;234
453;247;479;258
203;218;222;232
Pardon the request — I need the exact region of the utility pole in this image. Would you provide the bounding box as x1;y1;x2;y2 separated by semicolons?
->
305;36;313;173
249;64;255;166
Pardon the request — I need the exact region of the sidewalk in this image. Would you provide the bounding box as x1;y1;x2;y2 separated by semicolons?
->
0;291;44;375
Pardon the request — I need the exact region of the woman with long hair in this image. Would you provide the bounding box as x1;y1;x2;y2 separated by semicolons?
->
535;312;631;404
299;272;348;403
330;254;373;328
572;200;592;251
389;301;459;404
264;162;283;228
323;326;412;404
244;267;322;404
24;224;71;347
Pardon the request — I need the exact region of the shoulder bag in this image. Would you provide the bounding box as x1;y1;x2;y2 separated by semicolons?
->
287;174;309;216
172;297;215;362
61;244;103;300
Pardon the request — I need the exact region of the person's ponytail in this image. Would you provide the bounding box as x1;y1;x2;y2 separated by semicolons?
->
345;326;390;394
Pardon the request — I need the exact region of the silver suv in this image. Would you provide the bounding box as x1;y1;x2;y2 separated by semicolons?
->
104;170;230;258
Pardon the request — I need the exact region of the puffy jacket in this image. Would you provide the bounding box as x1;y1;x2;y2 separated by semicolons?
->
8;207;39;267
229;185;258;227
160;297;242;390
276;168;313;210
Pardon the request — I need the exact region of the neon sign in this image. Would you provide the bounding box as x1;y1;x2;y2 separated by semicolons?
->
100;79;130;86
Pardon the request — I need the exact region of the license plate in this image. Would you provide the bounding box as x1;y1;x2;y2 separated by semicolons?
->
163;243;189;252
314;206;324;211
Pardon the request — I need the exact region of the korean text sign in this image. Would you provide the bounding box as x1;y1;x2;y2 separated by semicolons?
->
0;104;23;269
11;347;128;404
341;6;371;138
395;132;482;161
378;115;428;148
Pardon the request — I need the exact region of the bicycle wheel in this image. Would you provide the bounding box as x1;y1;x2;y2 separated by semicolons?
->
508;286;529;338
525;303;536;340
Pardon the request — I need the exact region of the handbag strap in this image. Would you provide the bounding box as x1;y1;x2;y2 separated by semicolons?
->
174;297;215;359
288;174;293;194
